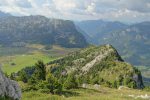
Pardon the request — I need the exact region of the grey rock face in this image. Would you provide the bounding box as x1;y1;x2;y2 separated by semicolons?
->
0;69;21;100
133;74;144;89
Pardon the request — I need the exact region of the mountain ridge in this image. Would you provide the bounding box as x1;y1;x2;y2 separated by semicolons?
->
0;15;88;48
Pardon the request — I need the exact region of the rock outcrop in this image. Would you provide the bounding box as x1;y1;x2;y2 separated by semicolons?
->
0;68;21;100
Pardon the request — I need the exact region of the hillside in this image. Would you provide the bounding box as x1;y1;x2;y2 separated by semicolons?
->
46;44;144;89
0;16;88;48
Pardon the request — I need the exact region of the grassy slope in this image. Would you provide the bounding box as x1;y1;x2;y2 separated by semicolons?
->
0;44;79;74
22;86;150;100
1;53;54;74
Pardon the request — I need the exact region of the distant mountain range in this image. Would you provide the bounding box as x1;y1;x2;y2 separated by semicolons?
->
76;20;150;67
75;20;127;43
0;16;88;48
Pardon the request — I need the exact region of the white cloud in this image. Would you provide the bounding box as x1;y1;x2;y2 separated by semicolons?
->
0;0;150;22
147;3;150;8
54;0;76;11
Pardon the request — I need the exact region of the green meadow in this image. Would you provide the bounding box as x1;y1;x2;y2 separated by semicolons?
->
0;44;78;74
1;53;55;74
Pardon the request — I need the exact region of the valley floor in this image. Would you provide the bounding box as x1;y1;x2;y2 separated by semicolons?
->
0;44;79;74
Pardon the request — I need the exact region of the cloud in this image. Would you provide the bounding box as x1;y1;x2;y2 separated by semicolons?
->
0;0;150;22
13;0;32;8
0;0;32;8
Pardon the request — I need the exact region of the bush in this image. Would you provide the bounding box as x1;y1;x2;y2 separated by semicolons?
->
63;74;78;89
18;70;28;83
28;76;37;85
46;73;62;94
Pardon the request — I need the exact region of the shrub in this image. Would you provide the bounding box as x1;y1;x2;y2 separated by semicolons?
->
18;70;28;83
63;74;78;89
46;73;62;94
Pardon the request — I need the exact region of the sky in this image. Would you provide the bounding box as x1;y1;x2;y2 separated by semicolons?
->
0;0;150;23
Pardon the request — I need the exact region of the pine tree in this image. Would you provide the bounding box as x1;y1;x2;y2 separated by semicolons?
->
33;60;46;80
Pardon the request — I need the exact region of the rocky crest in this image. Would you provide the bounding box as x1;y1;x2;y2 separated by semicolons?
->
0;68;21;100
47;44;144;89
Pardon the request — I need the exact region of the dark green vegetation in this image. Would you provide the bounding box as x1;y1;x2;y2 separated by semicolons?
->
16;61;63;94
13;60;79;94
0;16;88;48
